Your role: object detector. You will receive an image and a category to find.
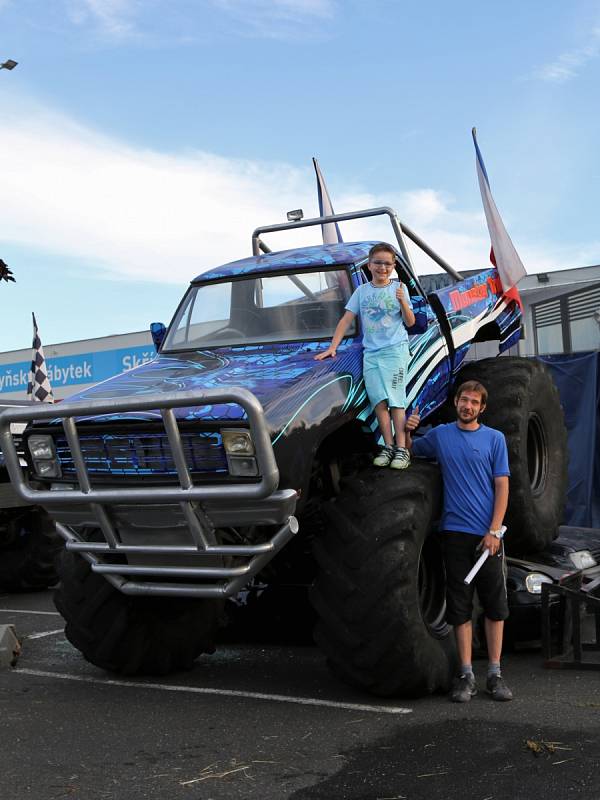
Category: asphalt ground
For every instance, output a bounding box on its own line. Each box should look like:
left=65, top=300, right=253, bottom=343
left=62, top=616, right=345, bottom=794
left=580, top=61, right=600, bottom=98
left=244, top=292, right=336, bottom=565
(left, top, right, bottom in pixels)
left=1, top=590, right=599, bottom=800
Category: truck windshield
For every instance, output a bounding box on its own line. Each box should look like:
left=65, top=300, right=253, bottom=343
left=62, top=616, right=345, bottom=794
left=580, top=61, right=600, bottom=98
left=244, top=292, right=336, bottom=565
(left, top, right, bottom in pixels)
left=162, top=268, right=356, bottom=351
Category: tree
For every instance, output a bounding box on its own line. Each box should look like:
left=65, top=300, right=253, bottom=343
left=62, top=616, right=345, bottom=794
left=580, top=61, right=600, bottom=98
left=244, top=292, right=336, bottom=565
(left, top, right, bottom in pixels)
left=0, top=259, right=15, bottom=283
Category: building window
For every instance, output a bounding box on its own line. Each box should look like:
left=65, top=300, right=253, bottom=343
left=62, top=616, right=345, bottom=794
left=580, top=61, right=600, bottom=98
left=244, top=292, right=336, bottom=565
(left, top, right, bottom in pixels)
left=568, top=286, right=600, bottom=353
left=537, top=323, right=564, bottom=354
left=533, top=283, right=600, bottom=355
left=533, top=298, right=564, bottom=355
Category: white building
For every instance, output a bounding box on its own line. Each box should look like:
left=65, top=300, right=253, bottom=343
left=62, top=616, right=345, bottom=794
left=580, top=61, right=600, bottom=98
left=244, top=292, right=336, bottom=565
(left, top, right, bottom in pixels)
left=518, top=264, right=600, bottom=356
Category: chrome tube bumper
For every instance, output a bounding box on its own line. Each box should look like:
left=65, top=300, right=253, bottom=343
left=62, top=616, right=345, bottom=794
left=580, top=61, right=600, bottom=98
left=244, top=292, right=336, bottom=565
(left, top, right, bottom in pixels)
left=0, top=387, right=298, bottom=598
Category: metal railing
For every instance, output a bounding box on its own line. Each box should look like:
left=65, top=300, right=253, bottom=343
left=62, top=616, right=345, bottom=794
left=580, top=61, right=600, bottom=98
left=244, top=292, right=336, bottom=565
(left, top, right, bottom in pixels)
left=541, top=574, right=600, bottom=670
left=252, top=206, right=464, bottom=283
left=0, top=387, right=298, bottom=598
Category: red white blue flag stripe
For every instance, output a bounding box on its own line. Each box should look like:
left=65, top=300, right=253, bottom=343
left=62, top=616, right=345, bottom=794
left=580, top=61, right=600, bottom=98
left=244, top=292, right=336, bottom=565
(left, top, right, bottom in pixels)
left=472, top=129, right=526, bottom=305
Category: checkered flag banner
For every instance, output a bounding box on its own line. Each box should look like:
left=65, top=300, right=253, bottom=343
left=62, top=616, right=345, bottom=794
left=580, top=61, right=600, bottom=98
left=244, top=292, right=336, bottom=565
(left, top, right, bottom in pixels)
left=27, top=313, right=54, bottom=403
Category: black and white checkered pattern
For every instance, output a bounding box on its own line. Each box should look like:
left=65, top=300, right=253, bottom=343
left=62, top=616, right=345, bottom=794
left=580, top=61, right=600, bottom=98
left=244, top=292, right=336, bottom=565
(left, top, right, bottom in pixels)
left=27, top=313, right=54, bottom=403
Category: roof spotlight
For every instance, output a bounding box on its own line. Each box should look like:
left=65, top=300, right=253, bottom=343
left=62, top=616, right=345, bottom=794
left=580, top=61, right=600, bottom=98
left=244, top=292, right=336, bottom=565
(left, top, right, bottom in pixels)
left=287, top=209, right=304, bottom=222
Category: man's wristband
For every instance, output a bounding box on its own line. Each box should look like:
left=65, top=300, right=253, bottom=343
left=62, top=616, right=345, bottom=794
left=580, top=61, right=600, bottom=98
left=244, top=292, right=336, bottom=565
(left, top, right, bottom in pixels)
left=489, top=528, right=504, bottom=539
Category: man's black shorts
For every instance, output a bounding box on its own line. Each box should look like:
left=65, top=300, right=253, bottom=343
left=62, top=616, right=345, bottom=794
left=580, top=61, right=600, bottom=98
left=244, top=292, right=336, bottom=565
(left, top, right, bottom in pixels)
left=441, top=531, right=509, bottom=625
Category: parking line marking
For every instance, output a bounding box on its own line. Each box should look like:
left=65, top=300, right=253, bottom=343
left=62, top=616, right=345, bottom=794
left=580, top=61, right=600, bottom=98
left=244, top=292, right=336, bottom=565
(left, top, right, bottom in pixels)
left=0, top=609, right=61, bottom=616
left=14, top=668, right=413, bottom=715
left=27, top=629, right=64, bottom=640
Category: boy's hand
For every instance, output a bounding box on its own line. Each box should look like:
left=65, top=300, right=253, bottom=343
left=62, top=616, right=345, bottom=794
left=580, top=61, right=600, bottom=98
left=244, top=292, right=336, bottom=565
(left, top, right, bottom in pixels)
left=396, top=284, right=406, bottom=303
left=315, top=346, right=337, bottom=361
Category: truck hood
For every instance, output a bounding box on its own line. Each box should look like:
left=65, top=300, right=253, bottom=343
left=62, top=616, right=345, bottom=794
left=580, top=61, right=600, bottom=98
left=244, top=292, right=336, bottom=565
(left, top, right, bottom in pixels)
left=60, top=342, right=365, bottom=437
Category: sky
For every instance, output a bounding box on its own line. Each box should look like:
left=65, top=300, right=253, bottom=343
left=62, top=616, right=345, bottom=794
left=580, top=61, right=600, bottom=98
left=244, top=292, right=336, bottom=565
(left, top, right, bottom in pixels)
left=1, top=0, right=599, bottom=352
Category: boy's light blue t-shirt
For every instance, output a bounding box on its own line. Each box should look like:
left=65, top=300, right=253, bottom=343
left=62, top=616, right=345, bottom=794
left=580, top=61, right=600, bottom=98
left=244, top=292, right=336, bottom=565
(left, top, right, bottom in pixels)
left=411, top=422, right=510, bottom=536
left=345, top=280, right=412, bottom=352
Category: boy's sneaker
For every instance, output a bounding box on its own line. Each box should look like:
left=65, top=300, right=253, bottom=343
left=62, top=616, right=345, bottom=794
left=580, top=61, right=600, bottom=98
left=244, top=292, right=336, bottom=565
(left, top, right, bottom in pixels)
left=373, top=445, right=395, bottom=467
left=451, top=673, right=477, bottom=703
left=486, top=674, right=513, bottom=701
left=390, top=447, right=411, bottom=470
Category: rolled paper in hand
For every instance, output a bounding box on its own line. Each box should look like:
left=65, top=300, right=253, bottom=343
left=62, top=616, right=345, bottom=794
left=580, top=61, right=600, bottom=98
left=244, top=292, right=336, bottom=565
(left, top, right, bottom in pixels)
left=464, top=549, right=489, bottom=585
left=463, top=525, right=507, bottom=585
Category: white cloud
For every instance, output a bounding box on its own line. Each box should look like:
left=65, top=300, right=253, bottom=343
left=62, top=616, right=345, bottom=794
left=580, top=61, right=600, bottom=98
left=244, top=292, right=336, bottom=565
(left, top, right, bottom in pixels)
left=63, top=0, right=336, bottom=42
left=66, top=0, right=145, bottom=39
left=0, top=95, right=582, bottom=291
left=213, top=0, right=334, bottom=17
left=534, top=26, right=600, bottom=83
left=207, top=0, right=336, bottom=40
left=0, top=98, right=326, bottom=284
left=332, top=187, right=490, bottom=274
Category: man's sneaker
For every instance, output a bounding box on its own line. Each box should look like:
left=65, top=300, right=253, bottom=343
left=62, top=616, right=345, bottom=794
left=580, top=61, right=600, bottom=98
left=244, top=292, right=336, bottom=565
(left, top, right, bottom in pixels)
left=486, top=674, right=513, bottom=701
left=373, top=445, right=394, bottom=467
left=390, top=447, right=411, bottom=470
left=450, top=673, right=477, bottom=703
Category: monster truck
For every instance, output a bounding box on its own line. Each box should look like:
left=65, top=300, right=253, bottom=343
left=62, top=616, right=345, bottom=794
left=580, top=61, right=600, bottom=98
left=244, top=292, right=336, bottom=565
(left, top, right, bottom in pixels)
left=0, top=206, right=568, bottom=696
left=0, top=400, right=62, bottom=591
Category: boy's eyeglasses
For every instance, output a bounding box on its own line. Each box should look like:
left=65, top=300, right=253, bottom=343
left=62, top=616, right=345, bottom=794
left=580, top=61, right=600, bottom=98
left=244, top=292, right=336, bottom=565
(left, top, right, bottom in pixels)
left=370, top=260, right=395, bottom=267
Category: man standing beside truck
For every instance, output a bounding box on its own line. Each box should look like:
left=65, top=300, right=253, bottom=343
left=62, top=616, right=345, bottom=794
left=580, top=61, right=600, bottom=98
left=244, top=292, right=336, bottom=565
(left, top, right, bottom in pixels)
left=406, top=381, right=513, bottom=702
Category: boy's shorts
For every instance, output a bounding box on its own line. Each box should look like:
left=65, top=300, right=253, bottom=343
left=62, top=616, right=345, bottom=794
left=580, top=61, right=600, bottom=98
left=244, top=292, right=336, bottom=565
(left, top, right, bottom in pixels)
left=441, top=531, right=509, bottom=625
left=363, top=342, right=410, bottom=409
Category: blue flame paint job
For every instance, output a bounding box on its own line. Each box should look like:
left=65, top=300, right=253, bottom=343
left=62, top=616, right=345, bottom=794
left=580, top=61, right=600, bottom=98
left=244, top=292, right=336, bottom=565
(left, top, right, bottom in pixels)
left=193, top=242, right=377, bottom=283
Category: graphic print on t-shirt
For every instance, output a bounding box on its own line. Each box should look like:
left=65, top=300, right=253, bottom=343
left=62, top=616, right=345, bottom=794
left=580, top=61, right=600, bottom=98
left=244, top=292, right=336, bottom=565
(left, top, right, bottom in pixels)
left=361, top=288, right=399, bottom=334
left=345, top=281, right=411, bottom=352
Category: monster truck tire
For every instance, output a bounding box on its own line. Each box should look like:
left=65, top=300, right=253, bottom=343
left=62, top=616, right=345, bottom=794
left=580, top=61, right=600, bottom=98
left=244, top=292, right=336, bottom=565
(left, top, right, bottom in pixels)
left=453, top=357, right=567, bottom=555
left=54, top=547, right=223, bottom=676
left=310, top=462, right=456, bottom=697
left=0, top=507, right=62, bottom=592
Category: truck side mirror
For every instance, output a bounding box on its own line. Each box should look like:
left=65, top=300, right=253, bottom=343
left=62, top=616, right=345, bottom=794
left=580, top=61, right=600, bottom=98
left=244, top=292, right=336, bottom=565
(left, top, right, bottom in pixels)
left=150, top=322, right=166, bottom=350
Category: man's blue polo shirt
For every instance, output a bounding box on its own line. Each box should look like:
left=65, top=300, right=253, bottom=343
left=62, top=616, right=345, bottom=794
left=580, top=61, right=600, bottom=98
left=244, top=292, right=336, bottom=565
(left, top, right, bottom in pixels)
left=411, top=422, right=510, bottom=536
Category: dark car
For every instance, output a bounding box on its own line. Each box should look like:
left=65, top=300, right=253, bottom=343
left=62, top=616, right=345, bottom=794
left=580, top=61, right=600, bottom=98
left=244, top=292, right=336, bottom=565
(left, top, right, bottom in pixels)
left=505, top=525, right=600, bottom=646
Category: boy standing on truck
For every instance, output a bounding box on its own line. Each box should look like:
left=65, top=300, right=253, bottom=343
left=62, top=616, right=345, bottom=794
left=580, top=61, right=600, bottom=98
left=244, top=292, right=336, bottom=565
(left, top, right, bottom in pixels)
left=315, top=243, right=416, bottom=469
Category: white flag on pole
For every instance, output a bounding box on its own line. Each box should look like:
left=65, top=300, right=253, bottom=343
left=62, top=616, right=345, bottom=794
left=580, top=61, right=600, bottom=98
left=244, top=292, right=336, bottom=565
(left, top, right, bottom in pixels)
left=312, top=157, right=343, bottom=245
left=472, top=129, right=526, bottom=303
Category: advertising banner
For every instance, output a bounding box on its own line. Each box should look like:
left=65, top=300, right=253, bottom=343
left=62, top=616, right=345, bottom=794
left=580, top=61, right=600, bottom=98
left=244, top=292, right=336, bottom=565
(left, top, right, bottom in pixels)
left=0, top=344, right=156, bottom=396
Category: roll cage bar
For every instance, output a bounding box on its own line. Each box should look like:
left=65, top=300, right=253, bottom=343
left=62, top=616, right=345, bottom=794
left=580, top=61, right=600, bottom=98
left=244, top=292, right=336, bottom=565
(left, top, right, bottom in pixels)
left=252, top=206, right=464, bottom=294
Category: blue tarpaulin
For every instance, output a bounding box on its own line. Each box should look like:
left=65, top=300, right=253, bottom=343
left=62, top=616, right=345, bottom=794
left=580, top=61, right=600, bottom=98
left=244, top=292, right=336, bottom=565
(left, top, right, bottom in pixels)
left=539, top=352, right=600, bottom=528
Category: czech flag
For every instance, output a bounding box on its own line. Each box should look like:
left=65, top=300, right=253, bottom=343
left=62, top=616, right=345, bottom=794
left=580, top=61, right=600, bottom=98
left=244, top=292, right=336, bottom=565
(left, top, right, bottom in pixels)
left=472, top=129, right=525, bottom=310
left=312, top=157, right=343, bottom=245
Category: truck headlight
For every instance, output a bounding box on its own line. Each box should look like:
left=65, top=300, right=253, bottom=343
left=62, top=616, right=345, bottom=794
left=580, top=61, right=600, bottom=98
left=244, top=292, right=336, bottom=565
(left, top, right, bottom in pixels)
left=525, top=573, right=553, bottom=594
left=221, top=429, right=255, bottom=456
left=569, top=550, right=597, bottom=570
left=27, top=435, right=62, bottom=478
left=28, top=435, right=56, bottom=459
left=221, top=429, right=258, bottom=477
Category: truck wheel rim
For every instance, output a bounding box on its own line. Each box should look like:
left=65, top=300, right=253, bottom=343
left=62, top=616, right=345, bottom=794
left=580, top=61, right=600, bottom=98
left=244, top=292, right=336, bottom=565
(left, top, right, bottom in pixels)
left=527, top=412, right=548, bottom=496
left=418, top=536, right=448, bottom=637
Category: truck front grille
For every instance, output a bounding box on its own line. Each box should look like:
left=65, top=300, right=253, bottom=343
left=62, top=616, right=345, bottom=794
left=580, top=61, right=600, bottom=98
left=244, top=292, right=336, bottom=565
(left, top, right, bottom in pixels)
left=54, top=431, right=228, bottom=477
